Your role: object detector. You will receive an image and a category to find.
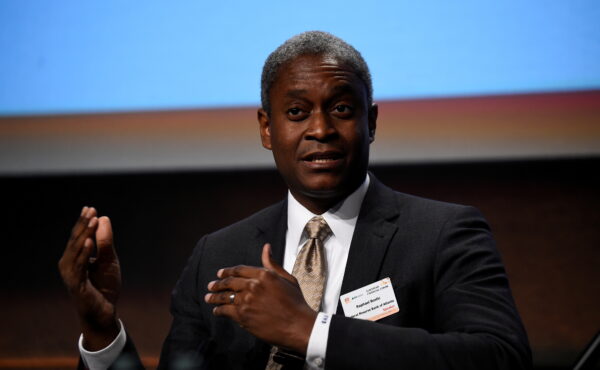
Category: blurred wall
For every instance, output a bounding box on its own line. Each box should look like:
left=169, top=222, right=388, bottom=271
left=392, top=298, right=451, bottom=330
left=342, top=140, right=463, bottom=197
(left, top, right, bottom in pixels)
left=2, top=91, right=599, bottom=174
left=1, top=159, right=598, bottom=369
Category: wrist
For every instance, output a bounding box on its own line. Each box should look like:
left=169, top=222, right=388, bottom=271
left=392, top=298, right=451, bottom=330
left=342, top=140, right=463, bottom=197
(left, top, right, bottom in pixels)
left=288, top=308, right=318, bottom=354
left=80, top=316, right=120, bottom=351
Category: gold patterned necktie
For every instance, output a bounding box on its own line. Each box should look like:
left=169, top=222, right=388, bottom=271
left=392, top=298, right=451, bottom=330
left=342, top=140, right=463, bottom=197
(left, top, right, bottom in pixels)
left=292, top=216, right=331, bottom=310
left=265, top=216, right=332, bottom=370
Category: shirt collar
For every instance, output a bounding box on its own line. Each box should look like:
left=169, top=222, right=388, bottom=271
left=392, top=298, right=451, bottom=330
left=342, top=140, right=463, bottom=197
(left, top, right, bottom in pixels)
left=287, top=174, right=370, bottom=249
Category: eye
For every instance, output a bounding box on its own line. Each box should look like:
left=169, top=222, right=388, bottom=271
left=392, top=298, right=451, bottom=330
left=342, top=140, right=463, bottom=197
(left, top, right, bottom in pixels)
left=332, top=104, right=353, bottom=117
left=288, top=108, right=302, bottom=116
left=286, top=107, right=308, bottom=121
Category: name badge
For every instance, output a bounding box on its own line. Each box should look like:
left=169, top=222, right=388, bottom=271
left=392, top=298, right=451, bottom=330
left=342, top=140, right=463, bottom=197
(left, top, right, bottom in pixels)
left=340, top=277, right=399, bottom=321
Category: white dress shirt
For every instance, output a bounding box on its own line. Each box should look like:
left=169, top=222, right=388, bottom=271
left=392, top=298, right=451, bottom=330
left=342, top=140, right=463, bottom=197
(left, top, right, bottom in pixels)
left=80, top=175, right=370, bottom=370
left=78, top=319, right=126, bottom=370
left=286, top=175, right=369, bottom=369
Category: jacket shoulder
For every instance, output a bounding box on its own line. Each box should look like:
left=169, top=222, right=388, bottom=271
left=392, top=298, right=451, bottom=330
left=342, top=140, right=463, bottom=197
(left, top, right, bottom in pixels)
left=369, top=179, right=484, bottom=225
left=199, top=200, right=285, bottom=248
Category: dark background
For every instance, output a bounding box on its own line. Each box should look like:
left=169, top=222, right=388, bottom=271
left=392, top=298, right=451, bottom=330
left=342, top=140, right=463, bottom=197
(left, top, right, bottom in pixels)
left=1, top=158, right=599, bottom=369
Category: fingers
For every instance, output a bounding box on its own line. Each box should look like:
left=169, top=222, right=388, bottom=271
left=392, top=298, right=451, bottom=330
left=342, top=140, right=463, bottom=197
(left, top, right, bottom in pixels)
left=261, top=243, right=276, bottom=270
left=69, top=206, right=96, bottom=241
left=205, top=276, right=255, bottom=305
left=59, top=206, right=99, bottom=289
left=206, top=292, right=242, bottom=325
left=71, top=207, right=97, bottom=248
left=96, top=216, right=116, bottom=262
left=217, top=243, right=291, bottom=280
left=61, top=207, right=98, bottom=267
left=207, top=276, right=248, bottom=293
left=212, top=303, right=238, bottom=321
left=74, top=232, right=96, bottom=278
left=205, top=290, right=240, bottom=305
left=206, top=243, right=297, bottom=305
left=261, top=243, right=296, bottom=284
left=218, top=265, right=264, bottom=279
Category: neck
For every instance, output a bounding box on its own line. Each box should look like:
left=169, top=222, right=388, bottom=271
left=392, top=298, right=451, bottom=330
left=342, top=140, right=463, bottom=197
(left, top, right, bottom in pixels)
left=291, top=192, right=345, bottom=215
left=290, top=175, right=367, bottom=215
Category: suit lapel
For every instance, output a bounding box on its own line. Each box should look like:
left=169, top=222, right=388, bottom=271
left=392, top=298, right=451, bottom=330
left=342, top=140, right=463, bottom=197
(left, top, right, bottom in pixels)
left=245, top=199, right=288, bottom=268
left=336, top=175, right=400, bottom=314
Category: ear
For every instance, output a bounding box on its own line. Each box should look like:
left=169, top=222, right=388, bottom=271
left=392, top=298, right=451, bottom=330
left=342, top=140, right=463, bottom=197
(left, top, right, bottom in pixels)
left=258, top=108, right=272, bottom=150
left=368, top=103, right=378, bottom=143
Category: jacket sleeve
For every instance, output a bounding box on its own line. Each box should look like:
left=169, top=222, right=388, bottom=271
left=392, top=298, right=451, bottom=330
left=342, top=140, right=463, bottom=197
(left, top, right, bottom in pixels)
left=325, top=206, right=532, bottom=370
left=77, top=333, right=144, bottom=370
left=157, top=236, right=214, bottom=370
left=77, top=238, right=210, bottom=370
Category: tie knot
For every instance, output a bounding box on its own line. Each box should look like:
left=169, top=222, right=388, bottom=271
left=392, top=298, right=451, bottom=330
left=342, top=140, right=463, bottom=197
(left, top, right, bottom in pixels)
left=305, top=216, right=332, bottom=242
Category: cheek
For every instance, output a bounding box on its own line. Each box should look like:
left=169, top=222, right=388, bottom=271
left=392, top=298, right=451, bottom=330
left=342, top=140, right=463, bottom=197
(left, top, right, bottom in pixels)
left=271, top=127, right=301, bottom=155
left=270, top=139, right=298, bottom=173
left=342, top=124, right=370, bottom=149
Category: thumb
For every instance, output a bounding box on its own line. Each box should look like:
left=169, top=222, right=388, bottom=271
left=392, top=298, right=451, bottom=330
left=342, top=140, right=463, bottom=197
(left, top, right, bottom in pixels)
left=261, top=243, right=295, bottom=284
left=96, top=216, right=117, bottom=262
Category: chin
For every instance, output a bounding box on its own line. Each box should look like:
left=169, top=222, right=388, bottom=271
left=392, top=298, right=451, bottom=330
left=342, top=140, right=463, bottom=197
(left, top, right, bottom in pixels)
left=299, top=176, right=354, bottom=199
left=302, top=187, right=344, bottom=200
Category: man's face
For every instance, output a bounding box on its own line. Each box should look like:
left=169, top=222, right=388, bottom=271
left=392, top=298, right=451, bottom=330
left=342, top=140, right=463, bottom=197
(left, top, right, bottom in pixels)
left=258, top=54, right=377, bottom=211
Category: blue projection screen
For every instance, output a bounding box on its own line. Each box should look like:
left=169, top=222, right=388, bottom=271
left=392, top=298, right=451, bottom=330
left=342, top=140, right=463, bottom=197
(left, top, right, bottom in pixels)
left=1, top=0, right=599, bottom=116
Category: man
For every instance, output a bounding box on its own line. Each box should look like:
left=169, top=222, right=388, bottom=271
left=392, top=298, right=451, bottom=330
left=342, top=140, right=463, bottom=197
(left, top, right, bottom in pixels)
left=59, top=31, right=531, bottom=369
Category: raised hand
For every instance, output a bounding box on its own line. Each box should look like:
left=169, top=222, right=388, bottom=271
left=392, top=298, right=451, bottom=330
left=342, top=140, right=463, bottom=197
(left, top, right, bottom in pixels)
left=205, top=243, right=317, bottom=354
left=58, top=206, right=121, bottom=350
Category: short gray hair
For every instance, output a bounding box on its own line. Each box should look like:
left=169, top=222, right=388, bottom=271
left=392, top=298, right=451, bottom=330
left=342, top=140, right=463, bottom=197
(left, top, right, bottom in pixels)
left=260, top=31, right=373, bottom=113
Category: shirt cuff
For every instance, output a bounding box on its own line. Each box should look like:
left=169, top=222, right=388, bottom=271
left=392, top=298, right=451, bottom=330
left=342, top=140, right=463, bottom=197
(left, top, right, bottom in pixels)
left=305, top=312, right=331, bottom=369
left=79, top=319, right=127, bottom=370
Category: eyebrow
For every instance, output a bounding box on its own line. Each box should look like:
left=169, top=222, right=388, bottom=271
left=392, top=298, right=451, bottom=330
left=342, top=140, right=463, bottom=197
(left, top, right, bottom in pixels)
left=284, top=89, right=308, bottom=99
left=330, top=84, right=356, bottom=97
left=284, top=85, right=357, bottom=99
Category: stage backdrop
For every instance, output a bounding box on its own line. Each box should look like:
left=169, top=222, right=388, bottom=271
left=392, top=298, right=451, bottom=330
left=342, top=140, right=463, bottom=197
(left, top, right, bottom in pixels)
left=1, top=1, right=599, bottom=174
left=1, top=2, right=599, bottom=369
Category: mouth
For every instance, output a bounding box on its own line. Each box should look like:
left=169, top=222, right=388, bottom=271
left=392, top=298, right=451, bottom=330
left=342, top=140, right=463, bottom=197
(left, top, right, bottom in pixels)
left=302, top=151, right=343, bottom=162
left=301, top=151, right=344, bottom=168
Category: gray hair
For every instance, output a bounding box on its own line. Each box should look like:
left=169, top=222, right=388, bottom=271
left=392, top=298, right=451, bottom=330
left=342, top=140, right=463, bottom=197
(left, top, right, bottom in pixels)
left=260, top=31, right=373, bottom=113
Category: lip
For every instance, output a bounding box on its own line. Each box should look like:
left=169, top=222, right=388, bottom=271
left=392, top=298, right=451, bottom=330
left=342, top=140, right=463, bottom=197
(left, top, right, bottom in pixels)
left=300, top=150, right=344, bottom=170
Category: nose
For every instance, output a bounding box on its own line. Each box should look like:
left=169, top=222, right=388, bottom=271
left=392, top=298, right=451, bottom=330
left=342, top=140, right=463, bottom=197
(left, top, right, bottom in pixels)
left=305, top=111, right=337, bottom=142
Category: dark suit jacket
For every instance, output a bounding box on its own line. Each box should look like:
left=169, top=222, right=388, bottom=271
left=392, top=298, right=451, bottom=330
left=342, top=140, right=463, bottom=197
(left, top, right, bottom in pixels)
left=110, top=175, right=531, bottom=370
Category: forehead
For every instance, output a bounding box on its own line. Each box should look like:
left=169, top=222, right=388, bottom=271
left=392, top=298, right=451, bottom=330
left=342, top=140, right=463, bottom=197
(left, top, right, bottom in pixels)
left=271, top=54, right=367, bottom=100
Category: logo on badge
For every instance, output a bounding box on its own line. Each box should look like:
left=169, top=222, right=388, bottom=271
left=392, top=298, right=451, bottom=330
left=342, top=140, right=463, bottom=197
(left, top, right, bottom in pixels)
left=344, top=297, right=351, bottom=304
